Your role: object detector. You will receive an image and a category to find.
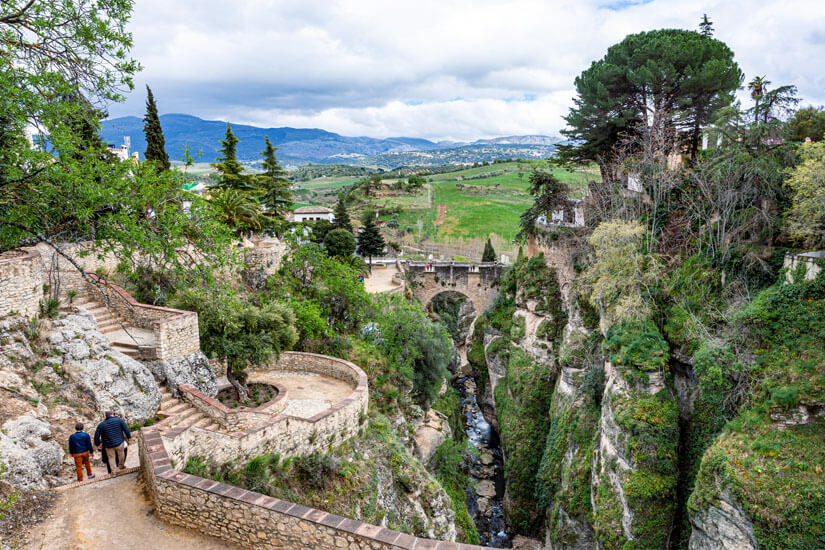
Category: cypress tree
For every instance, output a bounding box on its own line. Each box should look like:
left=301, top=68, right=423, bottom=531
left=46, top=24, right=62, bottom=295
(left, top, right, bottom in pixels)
left=211, top=123, right=248, bottom=190
left=143, top=85, right=170, bottom=170
left=332, top=196, right=353, bottom=233
left=356, top=213, right=386, bottom=270
left=481, top=237, right=497, bottom=262
left=257, top=136, right=292, bottom=216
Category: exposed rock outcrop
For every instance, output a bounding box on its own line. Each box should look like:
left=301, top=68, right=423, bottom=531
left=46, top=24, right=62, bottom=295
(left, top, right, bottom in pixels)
left=47, top=312, right=161, bottom=423
left=412, top=408, right=452, bottom=463
left=0, top=415, right=63, bottom=490
left=146, top=352, right=217, bottom=398
left=688, top=491, right=757, bottom=550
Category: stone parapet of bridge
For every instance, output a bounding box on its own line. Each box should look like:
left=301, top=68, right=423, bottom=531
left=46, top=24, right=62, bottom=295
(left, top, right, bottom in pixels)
left=404, top=261, right=502, bottom=315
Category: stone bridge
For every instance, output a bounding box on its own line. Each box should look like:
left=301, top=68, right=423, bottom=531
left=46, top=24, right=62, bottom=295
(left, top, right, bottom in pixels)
left=404, top=261, right=503, bottom=316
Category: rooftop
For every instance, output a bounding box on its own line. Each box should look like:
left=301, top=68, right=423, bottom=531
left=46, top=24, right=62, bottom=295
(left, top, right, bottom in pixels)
left=293, top=205, right=332, bottom=214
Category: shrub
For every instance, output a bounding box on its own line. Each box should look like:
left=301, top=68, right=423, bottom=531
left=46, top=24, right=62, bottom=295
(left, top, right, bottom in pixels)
left=603, top=319, right=669, bottom=373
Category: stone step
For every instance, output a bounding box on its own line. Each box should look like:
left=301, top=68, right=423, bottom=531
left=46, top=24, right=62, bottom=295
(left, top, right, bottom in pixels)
left=193, top=416, right=213, bottom=428
left=204, top=423, right=220, bottom=431
left=99, top=325, right=122, bottom=335
left=174, top=407, right=200, bottom=423
left=160, top=402, right=190, bottom=415
left=111, top=340, right=139, bottom=350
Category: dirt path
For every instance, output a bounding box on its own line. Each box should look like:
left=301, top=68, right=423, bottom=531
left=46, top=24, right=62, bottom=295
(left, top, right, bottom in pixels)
left=26, top=472, right=239, bottom=550
left=435, top=203, right=447, bottom=225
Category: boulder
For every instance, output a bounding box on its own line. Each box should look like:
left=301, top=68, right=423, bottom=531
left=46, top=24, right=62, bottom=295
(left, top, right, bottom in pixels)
left=413, top=408, right=451, bottom=463
left=476, top=479, right=496, bottom=498
left=689, top=491, right=757, bottom=550
left=48, top=313, right=161, bottom=423
left=0, top=415, right=63, bottom=490
left=146, top=352, right=217, bottom=398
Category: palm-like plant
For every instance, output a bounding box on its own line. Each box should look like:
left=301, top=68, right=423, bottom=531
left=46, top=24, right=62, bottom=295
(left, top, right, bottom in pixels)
left=209, top=189, right=264, bottom=235
left=748, top=76, right=770, bottom=123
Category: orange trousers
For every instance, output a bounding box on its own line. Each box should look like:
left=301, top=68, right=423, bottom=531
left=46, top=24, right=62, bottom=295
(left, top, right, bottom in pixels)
left=72, top=451, right=92, bottom=481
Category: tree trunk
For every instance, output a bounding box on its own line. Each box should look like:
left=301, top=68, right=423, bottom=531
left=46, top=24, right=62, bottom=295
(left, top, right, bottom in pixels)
left=227, top=368, right=249, bottom=403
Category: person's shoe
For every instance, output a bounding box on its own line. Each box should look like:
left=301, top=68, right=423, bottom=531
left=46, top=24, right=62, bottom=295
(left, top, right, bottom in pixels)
left=88, top=474, right=96, bottom=479
left=118, top=466, right=126, bottom=470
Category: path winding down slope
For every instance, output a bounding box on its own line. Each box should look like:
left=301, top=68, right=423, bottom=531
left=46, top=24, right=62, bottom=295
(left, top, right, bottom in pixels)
left=26, top=470, right=240, bottom=550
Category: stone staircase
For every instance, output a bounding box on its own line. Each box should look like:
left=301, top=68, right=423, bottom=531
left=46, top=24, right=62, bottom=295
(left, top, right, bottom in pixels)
left=155, top=385, right=221, bottom=434
left=66, top=297, right=152, bottom=360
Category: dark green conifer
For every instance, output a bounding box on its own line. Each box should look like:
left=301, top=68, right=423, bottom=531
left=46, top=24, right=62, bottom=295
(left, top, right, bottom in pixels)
left=699, top=14, right=714, bottom=37
left=211, top=123, right=248, bottom=190
left=482, top=237, right=497, bottom=262
left=143, top=85, right=170, bottom=170
left=357, top=213, right=386, bottom=270
left=257, top=136, right=292, bottom=216
left=332, top=196, right=353, bottom=233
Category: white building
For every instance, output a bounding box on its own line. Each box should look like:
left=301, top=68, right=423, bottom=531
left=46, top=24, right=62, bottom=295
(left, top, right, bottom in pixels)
left=291, top=206, right=335, bottom=223
left=107, top=136, right=138, bottom=162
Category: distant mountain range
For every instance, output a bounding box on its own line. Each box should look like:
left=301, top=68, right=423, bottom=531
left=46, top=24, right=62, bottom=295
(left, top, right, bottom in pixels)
left=100, top=113, right=561, bottom=168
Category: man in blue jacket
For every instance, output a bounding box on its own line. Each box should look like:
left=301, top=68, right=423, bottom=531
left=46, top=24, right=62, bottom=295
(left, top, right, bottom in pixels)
left=68, top=423, right=95, bottom=481
left=94, top=411, right=131, bottom=470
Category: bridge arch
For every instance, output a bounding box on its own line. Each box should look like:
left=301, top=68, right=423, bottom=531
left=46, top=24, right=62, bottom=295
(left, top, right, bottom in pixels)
left=404, top=261, right=503, bottom=319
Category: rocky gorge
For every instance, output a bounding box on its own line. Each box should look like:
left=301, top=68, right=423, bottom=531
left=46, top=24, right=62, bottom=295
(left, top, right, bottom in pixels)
left=457, top=229, right=825, bottom=549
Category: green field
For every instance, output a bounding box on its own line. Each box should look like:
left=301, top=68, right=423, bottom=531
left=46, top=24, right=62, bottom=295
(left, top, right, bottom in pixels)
left=365, top=161, right=596, bottom=244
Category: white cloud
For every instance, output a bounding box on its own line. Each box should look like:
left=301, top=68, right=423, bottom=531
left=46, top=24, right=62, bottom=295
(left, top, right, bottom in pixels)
left=107, top=0, right=825, bottom=140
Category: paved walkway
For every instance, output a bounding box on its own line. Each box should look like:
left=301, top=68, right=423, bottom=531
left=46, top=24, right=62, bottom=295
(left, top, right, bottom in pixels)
left=248, top=370, right=354, bottom=419
left=26, top=472, right=239, bottom=550
left=364, top=264, right=402, bottom=294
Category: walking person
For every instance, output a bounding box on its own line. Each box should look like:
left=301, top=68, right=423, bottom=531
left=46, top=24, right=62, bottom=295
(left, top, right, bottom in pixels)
left=68, top=422, right=95, bottom=482
left=94, top=411, right=131, bottom=470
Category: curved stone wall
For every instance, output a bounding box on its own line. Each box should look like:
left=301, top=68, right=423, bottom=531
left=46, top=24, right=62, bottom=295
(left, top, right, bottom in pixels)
left=160, top=352, right=369, bottom=467
left=138, top=354, right=485, bottom=549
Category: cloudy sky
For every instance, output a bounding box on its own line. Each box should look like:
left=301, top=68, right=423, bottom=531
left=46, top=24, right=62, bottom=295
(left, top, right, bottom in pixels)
left=107, top=0, right=825, bottom=141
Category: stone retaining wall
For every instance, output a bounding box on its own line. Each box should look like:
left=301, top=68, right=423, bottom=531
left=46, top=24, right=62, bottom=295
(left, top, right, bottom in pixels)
left=138, top=352, right=485, bottom=549
left=56, top=270, right=200, bottom=361
left=161, top=352, right=368, bottom=467
left=784, top=251, right=824, bottom=282
left=139, top=430, right=483, bottom=549
left=0, top=249, right=43, bottom=319
left=179, top=382, right=287, bottom=431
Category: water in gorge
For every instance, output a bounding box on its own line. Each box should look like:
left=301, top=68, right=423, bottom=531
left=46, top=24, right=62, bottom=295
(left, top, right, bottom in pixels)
left=455, top=375, right=511, bottom=547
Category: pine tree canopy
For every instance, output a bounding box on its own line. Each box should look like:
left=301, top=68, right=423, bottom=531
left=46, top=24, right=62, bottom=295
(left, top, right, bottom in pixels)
left=256, top=136, right=293, bottom=215
left=559, top=29, right=742, bottom=173
left=143, top=85, right=170, bottom=170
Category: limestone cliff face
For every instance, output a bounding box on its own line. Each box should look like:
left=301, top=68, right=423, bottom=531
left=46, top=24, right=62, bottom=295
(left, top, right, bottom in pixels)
left=688, top=490, right=757, bottom=550
left=590, top=362, right=679, bottom=549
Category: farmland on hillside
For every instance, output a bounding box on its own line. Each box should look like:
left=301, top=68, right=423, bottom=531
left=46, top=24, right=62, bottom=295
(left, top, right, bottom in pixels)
left=292, top=160, right=597, bottom=258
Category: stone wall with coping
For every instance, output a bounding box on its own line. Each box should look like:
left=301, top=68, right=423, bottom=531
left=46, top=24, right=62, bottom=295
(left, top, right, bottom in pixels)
left=0, top=249, right=43, bottom=319
left=179, top=382, right=287, bottom=431
left=405, top=261, right=502, bottom=316
left=58, top=271, right=200, bottom=361
left=138, top=355, right=485, bottom=550
left=160, top=352, right=369, bottom=467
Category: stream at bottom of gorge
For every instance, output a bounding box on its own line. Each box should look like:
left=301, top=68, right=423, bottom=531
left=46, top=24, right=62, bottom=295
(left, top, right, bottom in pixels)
left=455, top=375, right=511, bottom=547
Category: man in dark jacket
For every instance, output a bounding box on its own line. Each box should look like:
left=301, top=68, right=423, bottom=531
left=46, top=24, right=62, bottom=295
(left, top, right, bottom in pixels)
left=68, top=422, right=95, bottom=481
left=93, top=411, right=131, bottom=470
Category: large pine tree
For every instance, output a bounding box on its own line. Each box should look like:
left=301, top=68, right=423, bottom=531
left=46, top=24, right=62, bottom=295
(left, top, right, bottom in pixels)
left=143, top=85, right=170, bottom=170
left=332, top=196, right=353, bottom=233
left=211, top=123, right=249, bottom=190
left=357, top=213, right=386, bottom=270
left=257, top=136, right=292, bottom=216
